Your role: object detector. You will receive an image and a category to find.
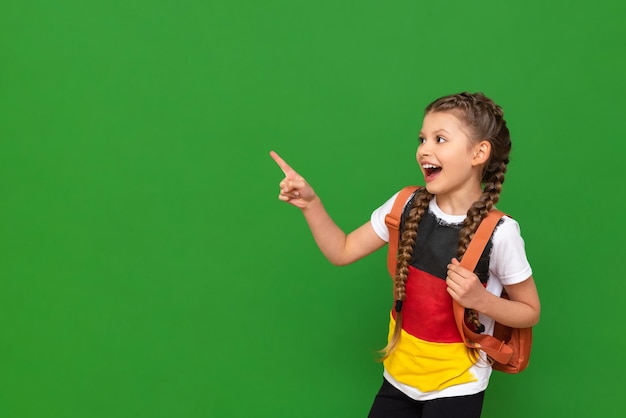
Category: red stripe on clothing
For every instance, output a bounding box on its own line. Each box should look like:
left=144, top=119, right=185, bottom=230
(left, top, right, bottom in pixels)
left=393, top=266, right=462, bottom=343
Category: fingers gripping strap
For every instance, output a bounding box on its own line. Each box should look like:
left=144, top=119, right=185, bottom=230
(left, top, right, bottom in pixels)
left=385, top=186, right=420, bottom=278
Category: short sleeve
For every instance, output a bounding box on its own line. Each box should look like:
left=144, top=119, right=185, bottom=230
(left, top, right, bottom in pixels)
left=370, top=191, right=410, bottom=242
left=490, top=217, right=533, bottom=285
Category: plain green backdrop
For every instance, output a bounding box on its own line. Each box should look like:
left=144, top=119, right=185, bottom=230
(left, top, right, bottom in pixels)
left=1, top=1, right=624, bottom=417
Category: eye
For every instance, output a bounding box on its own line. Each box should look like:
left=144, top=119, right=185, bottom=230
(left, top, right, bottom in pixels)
left=437, top=136, right=446, bottom=143
left=418, top=136, right=426, bottom=144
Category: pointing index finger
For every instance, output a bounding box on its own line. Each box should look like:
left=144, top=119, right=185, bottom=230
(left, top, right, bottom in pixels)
left=269, top=150, right=296, bottom=175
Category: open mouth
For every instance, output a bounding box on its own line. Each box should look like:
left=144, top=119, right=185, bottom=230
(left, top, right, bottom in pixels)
left=423, top=164, right=442, bottom=177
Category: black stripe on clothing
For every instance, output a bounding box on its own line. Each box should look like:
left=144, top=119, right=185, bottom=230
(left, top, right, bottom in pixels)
left=400, top=191, right=497, bottom=284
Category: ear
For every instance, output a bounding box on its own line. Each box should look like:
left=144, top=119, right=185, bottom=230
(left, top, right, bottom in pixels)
left=471, top=140, right=491, bottom=166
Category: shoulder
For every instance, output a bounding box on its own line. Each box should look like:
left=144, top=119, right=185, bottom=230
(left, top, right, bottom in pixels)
left=492, top=215, right=524, bottom=244
left=490, top=214, right=533, bottom=285
left=370, top=188, right=420, bottom=242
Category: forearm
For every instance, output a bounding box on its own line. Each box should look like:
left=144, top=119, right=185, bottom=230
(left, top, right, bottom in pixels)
left=477, top=294, right=538, bottom=328
left=300, top=197, right=385, bottom=266
left=477, top=280, right=541, bottom=328
left=269, top=151, right=385, bottom=266
left=300, top=197, right=352, bottom=265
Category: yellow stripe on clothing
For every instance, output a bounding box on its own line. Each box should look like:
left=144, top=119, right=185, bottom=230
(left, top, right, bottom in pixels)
left=383, top=314, right=478, bottom=392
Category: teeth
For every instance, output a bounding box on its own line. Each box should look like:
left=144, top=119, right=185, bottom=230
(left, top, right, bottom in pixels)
left=423, top=164, right=439, bottom=169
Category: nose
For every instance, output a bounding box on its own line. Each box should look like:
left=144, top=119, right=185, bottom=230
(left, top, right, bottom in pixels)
left=417, top=141, right=431, bottom=159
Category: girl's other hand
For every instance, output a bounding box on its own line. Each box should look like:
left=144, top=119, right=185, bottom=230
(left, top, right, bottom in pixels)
left=270, top=151, right=318, bottom=209
left=446, top=258, right=487, bottom=309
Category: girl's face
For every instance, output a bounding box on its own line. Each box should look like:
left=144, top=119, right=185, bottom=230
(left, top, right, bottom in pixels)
left=417, top=111, right=487, bottom=207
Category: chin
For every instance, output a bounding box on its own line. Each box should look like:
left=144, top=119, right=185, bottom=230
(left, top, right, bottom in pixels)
left=424, top=183, right=439, bottom=195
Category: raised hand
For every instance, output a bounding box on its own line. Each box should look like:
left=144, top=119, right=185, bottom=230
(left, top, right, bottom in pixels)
left=269, top=151, right=318, bottom=209
left=446, top=258, right=488, bottom=309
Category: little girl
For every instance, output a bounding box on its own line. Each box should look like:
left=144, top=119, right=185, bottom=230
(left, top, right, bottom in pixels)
left=270, top=92, right=540, bottom=418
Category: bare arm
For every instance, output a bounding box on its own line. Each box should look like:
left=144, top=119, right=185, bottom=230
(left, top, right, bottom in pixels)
left=270, top=151, right=386, bottom=265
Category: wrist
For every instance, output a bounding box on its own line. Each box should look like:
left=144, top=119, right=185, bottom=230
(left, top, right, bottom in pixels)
left=301, top=195, right=322, bottom=212
left=476, top=289, right=498, bottom=316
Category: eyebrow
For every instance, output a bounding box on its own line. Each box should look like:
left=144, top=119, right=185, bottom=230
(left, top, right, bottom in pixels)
left=419, top=128, right=450, bottom=136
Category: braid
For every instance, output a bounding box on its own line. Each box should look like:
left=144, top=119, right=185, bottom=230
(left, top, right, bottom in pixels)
left=380, top=189, right=434, bottom=360
left=457, top=162, right=507, bottom=332
left=457, top=164, right=505, bottom=258
left=433, top=93, right=511, bottom=334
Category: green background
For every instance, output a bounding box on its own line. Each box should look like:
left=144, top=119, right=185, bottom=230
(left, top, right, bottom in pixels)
left=1, top=1, right=624, bottom=417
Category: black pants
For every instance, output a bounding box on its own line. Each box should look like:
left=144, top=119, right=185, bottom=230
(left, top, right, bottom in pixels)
left=368, top=378, right=485, bottom=418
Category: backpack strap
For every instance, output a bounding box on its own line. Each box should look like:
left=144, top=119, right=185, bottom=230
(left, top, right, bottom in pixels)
left=453, top=209, right=515, bottom=364
left=385, top=186, right=420, bottom=278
